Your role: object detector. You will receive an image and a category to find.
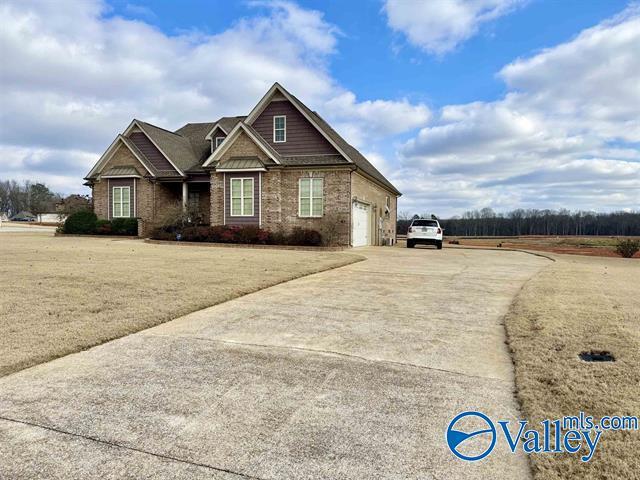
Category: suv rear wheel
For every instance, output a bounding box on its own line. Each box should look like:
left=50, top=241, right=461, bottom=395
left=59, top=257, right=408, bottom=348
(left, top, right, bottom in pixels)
left=436, top=240, right=442, bottom=250
left=407, top=240, right=415, bottom=248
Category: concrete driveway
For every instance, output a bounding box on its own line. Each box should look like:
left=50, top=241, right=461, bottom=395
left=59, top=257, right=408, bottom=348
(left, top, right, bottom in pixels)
left=0, top=247, right=549, bottom=479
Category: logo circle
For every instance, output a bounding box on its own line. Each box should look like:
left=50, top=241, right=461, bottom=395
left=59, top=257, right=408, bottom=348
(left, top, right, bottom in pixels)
left=446, top=411, right=496, bottom=461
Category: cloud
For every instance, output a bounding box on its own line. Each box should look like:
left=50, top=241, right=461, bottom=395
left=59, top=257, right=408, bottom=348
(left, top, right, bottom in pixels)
left=397, top=5, right=640, bottom=214
left=384, top=0, right=526, bottom=55
left=0, top=0, right=427, bottom=193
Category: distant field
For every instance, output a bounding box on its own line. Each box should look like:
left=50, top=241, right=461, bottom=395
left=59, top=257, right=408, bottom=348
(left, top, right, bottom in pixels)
left=445, top=235, right=640, bottom=258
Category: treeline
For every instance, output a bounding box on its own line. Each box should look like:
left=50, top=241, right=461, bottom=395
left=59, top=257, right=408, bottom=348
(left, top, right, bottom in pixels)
left=398, top=208, right=640, bottom=236
left=0, top=179, right=90, bottom=217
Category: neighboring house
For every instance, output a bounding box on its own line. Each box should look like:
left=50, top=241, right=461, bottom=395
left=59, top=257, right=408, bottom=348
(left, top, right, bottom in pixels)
left=85, top=83, right=400, bottom=246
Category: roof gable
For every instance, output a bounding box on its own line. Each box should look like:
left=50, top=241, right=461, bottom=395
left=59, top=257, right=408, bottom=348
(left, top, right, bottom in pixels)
left=124, top=120, right=192, bottom=176
left=85, top=135, right=156, bottom=180
left=244, top=83, right=352, bottom=163
left=252, top=99, right=338, bottom=156
left=202, top=123, right=281, bottom=167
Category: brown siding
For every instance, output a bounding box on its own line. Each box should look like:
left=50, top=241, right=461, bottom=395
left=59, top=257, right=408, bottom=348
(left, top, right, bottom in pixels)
left=252, top=100, right=338, bottom=155
left=224, top=172, right=260, bottom=226
left=128, top=131, right=176, bottom=171
left=210, top=126, right=226, bottom=152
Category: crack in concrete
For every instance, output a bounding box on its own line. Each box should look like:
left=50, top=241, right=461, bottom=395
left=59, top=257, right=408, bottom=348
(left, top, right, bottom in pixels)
left=0, top=416, right=266, bottom=480
left=143, top=333, right=509, bottom=383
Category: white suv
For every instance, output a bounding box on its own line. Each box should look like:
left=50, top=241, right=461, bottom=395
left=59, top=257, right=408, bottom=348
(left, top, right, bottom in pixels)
left=406, top=218, right=443, bottom=249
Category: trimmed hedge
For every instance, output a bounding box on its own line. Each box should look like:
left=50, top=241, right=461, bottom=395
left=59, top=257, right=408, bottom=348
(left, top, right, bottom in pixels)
left=151, top=225, right=322, bottom=247
left=61, top=211, right=137, bottom=236
left=62, top=211, right=97, bottom=234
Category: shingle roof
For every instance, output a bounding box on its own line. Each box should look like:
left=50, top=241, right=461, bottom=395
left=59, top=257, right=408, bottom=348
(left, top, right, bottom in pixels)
left=218, top=116, right=246, bottom=133
left=281, top=154, right=349, bottom=166
left=175, top=117, right=246, bottom=165
left=137, top=121, right=197, bottom=174
left=174, top=122, right=215, bottom=164
left=118, top=135, right=160, bottom=177
left=101, top=166, right=141, bottom=177
left=90, top=86, right=399, bottom=196
left=217, top=156, right=265, bottom=170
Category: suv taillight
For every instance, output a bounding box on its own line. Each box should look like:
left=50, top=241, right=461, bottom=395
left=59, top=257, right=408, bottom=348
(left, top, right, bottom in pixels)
left=437, top=228, right=442, bottom=234
left=408, top=227, right=412, bottom=233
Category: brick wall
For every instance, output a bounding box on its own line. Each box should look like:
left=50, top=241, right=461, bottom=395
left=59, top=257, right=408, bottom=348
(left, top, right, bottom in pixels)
left=351, top=172, right=397, bottom=245
left=219, top=130, right=272, bottom=164
left=263, top=168, right=352, bottom=245
left=210, top=172, right=224, bottom=225
left=91, top=143, right=182, bottom=236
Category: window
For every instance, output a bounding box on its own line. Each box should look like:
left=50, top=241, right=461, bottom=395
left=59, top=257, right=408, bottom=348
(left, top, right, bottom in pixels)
left=188, top=191, right=200, bottom=211
left=273, top=115, right=286, bottom=143
left=299, top=177, right=323, bottom=217
left=230, top=178, right=254, bottom=216
left=215, top=137, right=225, bottom=148
left=385, top=196, right=390, bottom=217
left=112, top=186, right=131, bottom=218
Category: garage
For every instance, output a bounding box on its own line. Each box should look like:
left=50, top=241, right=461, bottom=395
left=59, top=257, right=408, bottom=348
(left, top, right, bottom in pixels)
left=352, top=201, right=370, bottom=247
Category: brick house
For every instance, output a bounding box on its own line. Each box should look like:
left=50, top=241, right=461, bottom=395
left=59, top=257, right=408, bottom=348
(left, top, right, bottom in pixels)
left=85, top=83, right=400, bottom=246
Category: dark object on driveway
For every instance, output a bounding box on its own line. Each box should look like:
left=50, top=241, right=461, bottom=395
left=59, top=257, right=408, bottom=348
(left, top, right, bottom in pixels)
left=579, top=350, right=615, bottom=362
left=10, top=211, right=36, bottom=222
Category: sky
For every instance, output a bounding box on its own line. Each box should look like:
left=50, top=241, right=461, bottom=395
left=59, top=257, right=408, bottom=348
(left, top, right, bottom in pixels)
left=1, top=0, right=638, bottom=217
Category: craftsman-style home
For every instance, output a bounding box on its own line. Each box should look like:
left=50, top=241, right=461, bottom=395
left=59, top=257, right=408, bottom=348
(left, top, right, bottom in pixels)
left=85, top=83, right=399, bottom=246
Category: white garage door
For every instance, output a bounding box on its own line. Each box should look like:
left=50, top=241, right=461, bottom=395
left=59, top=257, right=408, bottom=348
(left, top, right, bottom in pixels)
left=352, top=201, right=370, bottom=247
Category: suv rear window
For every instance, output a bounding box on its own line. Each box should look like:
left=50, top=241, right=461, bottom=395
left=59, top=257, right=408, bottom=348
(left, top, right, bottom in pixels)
left=412, top=220, right=438, bottom=227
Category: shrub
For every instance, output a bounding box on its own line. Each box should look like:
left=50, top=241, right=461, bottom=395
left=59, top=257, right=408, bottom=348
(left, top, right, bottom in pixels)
left=110, top=218, right=138, bottom=235
left=150, top=225, right=322, bottom=246
left=151, top=228, right=178, bottom=241
left=287, top=227, right=322, bottom=246
left=63, top=210, right=97, bottom=234
left=95, top=219, right=112, bottom=235
left=615, top=239, right=640, bottom=258
left=236, top=225, right=271, bottom=244
left=181, top=226, right=213, bottom=242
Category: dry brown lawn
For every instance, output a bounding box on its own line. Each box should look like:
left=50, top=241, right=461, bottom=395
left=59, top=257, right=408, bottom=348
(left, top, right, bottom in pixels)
left=447, top=235, right=640, bottom=258
left=0, top=232, right=361, bottom=377
left=504, top=254, right=640, bottom=479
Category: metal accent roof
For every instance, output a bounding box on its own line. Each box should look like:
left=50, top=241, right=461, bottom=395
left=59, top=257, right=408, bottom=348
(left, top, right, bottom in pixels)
left=101, top=166, right=141, bottom=177
left=216, top=156, right=265, bottom=170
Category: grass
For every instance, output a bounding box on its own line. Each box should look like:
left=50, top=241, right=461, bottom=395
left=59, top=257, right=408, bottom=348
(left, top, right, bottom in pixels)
left=0, top=232, right=362, bottom=377
left=504, top=254, right=640, bottom=479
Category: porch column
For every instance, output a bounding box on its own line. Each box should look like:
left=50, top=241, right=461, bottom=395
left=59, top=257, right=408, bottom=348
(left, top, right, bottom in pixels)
left=182, top=181, right=188, bottom=213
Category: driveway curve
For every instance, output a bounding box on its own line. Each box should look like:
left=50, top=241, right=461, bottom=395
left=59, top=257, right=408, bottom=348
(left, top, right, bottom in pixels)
left=0, top=247, right=549, bottom=480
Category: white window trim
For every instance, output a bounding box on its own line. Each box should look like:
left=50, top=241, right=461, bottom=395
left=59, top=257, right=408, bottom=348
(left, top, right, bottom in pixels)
left=229, top=177, right=254, bottom=217
left=112, top=186, right=131, bottom=218
left=273, top=115, right=286, bottom=143
left=215, top=136, right=225, bottom=148
left=298, top=177, right=323, bottom=218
